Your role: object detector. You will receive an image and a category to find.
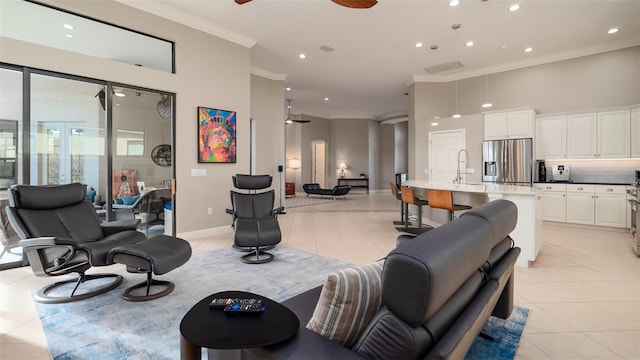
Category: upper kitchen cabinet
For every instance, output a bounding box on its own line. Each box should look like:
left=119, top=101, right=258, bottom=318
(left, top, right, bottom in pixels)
left=632, top=107, right=640, bottom=158
left=484, top=108, right=536, bottom=140
left=567, top=109, right=630, bottom=158
left=536, top=116, right=567, bottom=159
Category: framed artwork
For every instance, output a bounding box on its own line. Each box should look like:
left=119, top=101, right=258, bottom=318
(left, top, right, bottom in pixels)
left=112, top=169, right=138, bottom=199
left=197, top=106, right=236, bottom=163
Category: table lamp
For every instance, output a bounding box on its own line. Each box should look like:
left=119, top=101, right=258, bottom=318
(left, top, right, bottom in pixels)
left=338, top=163, right=347, bottom=178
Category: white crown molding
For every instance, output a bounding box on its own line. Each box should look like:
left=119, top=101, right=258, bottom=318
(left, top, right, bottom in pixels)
left=408, top=40, right=640, bottom=86
left=380, top=116, right=408, bottom=124
left=251, top=67, right=287, bottom=81
left=115, top=0, right=257, bottom=48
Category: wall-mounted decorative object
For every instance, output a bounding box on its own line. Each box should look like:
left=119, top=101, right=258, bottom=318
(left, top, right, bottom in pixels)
left=151, top=144, right=171, bottom=167
left=157, top=95, right=172, bottom=119
left=197, top=106, right=237, bottom=163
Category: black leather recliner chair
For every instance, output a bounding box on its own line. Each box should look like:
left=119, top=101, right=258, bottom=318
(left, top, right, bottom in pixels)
left=227, top=174, right=284, bottom=264
left=5, top=183, right=146, bottom=303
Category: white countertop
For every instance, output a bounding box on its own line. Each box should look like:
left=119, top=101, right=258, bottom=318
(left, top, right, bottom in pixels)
left=402, top=180, right=540, bottom=196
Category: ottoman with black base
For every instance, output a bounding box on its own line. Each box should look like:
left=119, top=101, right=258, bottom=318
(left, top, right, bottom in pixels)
left=109, top=235, right=192, bottom=301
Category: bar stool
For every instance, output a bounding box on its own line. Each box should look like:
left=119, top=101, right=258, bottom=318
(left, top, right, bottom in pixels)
left=396, top=187, right=431, bottom=235
left=389, top=183, right=406, bottom=226
left=426, top=189, right=473, bottom=222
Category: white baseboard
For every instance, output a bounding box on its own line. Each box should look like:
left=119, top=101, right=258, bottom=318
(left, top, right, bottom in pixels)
left=177, top=225, right=232, bottom=240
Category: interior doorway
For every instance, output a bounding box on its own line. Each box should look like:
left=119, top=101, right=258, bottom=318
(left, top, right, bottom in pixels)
left=312, top=140, right=326, bottom=188
left=428, top=129, right=466, bottom=183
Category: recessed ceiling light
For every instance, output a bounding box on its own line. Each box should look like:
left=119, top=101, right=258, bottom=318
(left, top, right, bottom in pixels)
left=608, top=27, right=619, bottom=34
left=65, top=34, right=73, bottom=38
left=416, top=42, right=424, bottom=48
left=298, top=53, right=306, bottom=59
left=524, top=47, right=533, bottom=53
left=466, top=41, right=475, bottom=47
left=449, top=0, right=460, bottom=7
left=508, top=4, right=520, bottom=12
left=63, top=24, right=74, bottom=30
left=452, top=114, right=461, bottom=118
left=324, top=97, right=329, bottom=101
left=431, top=122, right=439, bottom=126
left=114, top=92, right=126, bottom=97
left=285, top=87, right=291, bottom=91
left=482, top=102, right=493, bottom=108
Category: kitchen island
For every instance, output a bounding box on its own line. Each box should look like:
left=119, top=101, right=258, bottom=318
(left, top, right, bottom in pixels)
left=403, top=180, right=542, bottom=268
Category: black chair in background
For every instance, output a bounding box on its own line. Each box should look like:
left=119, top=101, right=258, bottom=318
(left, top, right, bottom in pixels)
left=227, top=175, right=284, bottom=263
left=5, top=183, right=146, bottom=303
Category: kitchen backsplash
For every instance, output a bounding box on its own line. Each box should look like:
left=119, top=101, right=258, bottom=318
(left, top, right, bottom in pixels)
left=545, top=159, right=640, bottom=184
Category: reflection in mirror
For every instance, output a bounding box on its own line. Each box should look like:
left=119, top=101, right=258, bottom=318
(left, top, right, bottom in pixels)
left=1, top=0, right=174, bottom=73
left=116, top=129, right=144, bottom=156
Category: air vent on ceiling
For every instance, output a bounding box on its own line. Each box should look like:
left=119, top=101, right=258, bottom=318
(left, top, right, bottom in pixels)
left=424, top=61, right=464, bottom=74
left=319, top=45, right=335, bottom=53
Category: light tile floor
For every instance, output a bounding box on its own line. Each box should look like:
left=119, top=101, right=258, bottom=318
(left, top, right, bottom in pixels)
left=0, top=192, right=638, bottom=359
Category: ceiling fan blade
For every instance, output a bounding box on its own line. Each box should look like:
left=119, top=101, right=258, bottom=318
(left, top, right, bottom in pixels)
left=235, top=0, right=252, bottom=4
left=331, top=0, right=377, bottom=9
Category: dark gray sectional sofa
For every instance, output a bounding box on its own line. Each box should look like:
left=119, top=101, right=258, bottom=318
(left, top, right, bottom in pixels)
left=242, top=199, right=521, bottom=360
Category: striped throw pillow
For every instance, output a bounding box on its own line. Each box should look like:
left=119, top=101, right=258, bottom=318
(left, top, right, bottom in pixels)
left=306, top=260, right=384, bottom=348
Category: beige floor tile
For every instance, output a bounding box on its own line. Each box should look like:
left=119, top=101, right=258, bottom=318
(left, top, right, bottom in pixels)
left=526, top=332, right=623, bottom=359
left=514, top=336, right=552, bottom=359
left=584, top=331, right=640, bottom=359
left=539, top=301, right=640, bottom=332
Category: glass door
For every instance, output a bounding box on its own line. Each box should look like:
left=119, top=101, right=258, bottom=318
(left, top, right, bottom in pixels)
left=0, top=68, right=23, bottom=268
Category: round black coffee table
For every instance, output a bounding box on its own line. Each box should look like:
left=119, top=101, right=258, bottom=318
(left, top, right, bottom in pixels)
left=180, top=290, right=299, bottom=360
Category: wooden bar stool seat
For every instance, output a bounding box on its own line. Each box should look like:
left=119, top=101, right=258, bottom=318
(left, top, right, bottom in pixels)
left=396, top=187, right=432, bottom=235
left=426, top=189, right=473, bottom=222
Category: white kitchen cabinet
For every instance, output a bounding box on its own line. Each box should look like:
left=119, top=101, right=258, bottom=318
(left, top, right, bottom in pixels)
left=566, top=110, right=630, bottom=159
left=566, top=184, right=595, bottom=225
left=594, top=185, right=627, bottom=228
left=566, top=113, right=597, bottom=158
left=537, top=183, right=566, bottom=222
left=484, top=113, right=508, bottom=140
left=631, top=107, right=640, bottom=158
left=484, top=108, right=535, bottom=140
left=536, top=116, right=567, bottom=159
left=597, top=110, right=630, bottom=158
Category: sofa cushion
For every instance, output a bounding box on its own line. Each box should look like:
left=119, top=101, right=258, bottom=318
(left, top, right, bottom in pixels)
left=306, top=260, right=384, bottom=348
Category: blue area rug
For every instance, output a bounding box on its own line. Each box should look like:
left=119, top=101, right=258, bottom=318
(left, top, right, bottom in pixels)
left=465, top=306, right=529, bottom=360
left=33, top=246, right=528, bottom=359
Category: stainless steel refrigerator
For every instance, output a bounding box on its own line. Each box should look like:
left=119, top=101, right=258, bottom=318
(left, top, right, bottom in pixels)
left=482, top=138, right=533, bottom=184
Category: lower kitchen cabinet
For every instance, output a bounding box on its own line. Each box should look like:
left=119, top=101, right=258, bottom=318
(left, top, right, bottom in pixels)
left=541, top=183, right=628, bottom=229
left=538, top=183, right=566, bottom=222
left=565, top=184, right=627, bottom=228
left=566, top=185, right=595, bottom=225
left=594, top=185, right=628, bottom=228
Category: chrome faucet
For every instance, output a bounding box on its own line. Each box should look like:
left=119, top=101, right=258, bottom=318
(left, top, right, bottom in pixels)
left=454, top=149, right=470, bottom=184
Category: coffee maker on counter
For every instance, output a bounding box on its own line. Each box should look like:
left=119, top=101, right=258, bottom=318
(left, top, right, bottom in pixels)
left=537, top=160, right=546, bottom=182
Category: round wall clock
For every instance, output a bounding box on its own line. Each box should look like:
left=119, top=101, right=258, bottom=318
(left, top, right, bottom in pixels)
left=151, top=144, right=171, bottom=167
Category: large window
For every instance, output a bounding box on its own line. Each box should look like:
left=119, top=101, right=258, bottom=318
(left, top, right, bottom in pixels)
left=30, top=74, right=104, bottom=187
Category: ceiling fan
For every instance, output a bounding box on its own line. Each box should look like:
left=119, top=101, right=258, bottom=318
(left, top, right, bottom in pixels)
left=235, top=0, right=377, bottom=9
left=285, top=98, right=311, bottom=124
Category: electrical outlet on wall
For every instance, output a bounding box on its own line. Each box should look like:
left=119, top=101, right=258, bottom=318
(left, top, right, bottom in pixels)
left=207, top=207, right=213, bottom=215
left=467, top=168, right=475, bottom=174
